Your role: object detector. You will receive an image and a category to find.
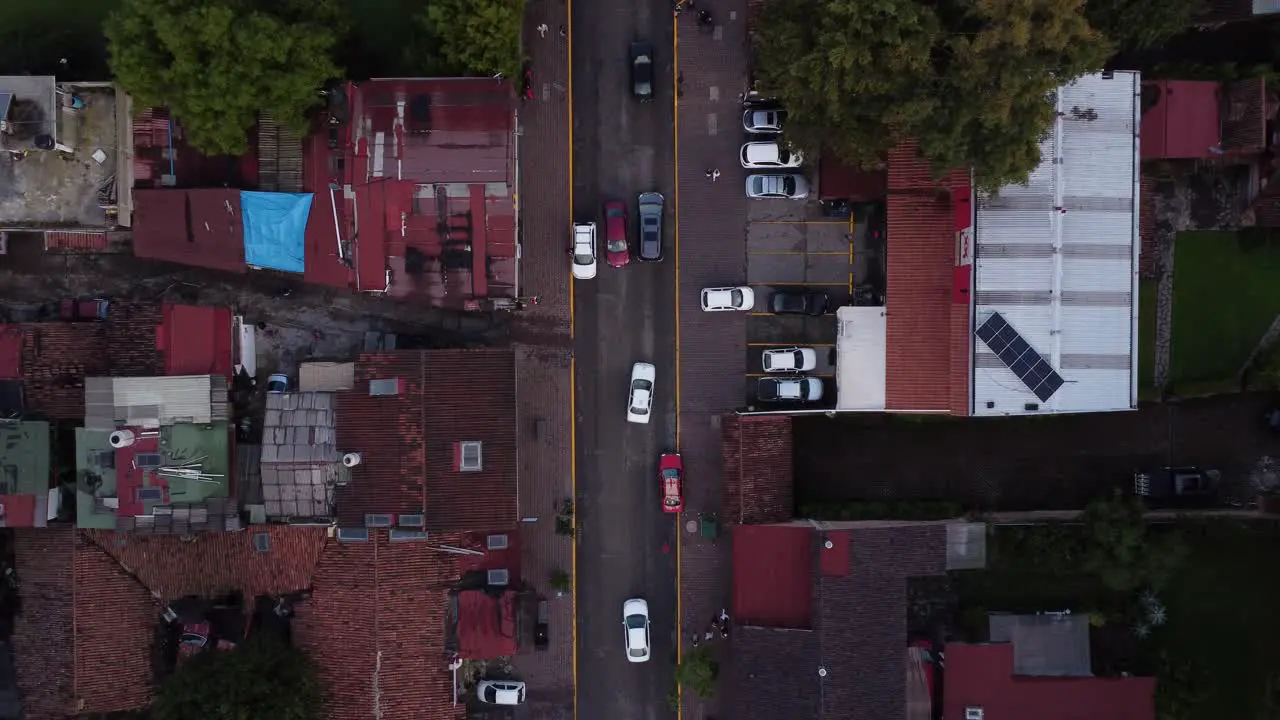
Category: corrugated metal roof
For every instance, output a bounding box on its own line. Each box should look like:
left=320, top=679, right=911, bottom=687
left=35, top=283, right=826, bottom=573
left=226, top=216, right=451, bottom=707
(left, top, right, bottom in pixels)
left=972, top=72, right=1140, bottom=416
left=43, top=231, right=109, bottom=252
left=1140, top=80, right=1221, bottom=160
left=836, top=306, right=887, bottom=410
left=299, top=362, right=356, bottom=391
left=84, top=375, right=228, bottom=430
left=159, top=304, right=234, bottom=377
left=131, top=189, right=247, bottom=274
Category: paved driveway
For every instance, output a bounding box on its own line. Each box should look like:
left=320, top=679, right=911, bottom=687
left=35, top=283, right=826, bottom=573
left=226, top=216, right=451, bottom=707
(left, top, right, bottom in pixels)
left=794, top=393, right=1280, bottom=510
left=570, top=0, right=679, bottom=718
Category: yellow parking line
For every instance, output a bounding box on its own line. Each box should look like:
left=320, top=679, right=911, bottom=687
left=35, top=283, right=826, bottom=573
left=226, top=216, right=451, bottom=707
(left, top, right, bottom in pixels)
left=672, top=11, right=683, bottom=720
left=747, top=342, right=835, bottom=347
left=566, top=3, right=578, bottom=719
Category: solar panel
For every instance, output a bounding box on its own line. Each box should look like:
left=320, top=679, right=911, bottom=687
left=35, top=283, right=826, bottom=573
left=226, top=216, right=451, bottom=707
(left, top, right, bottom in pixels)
left=975, top=312, right=1065, bottom=402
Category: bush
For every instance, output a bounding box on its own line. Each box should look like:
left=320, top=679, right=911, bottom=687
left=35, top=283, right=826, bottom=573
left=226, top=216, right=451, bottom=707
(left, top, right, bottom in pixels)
left=674, top=647, right=719, bottom=699
left=549, top=568, right=572, bottom=593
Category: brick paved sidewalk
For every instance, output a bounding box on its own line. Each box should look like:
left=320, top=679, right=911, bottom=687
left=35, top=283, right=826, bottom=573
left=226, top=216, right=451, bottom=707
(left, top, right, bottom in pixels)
left=510, top=0, right=575, bottom=716
left=674, top=0, right=751, bottom=716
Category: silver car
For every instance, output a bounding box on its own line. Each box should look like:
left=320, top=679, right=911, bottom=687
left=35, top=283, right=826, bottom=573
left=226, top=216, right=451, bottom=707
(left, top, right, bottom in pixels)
left=746, top=174, right=809, bottom=199
left=637, top=192, right=664, bottom=261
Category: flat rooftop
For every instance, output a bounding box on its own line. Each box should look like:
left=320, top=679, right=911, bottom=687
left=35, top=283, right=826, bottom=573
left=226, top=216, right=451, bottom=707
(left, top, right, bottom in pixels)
left=0, top=78, right=119, bottom=227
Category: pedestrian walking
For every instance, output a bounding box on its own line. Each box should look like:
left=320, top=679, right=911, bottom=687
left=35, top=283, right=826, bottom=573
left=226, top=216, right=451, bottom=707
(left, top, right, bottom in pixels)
left=705, top=168, right=714, bottom=179
left=711, top=169, right=721, bottom=182
left=537, top=23, right=549, bottom=38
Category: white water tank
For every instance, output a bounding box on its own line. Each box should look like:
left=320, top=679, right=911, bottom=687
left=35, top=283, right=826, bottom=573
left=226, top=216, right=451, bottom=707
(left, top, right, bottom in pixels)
left=342, top=452, right=362, bottom=468
left=109, top=430, right=136, bottom=448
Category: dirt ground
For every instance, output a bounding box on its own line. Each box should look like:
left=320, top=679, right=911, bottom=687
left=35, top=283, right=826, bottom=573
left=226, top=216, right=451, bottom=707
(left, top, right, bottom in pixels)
left=0, top=235, right=510, bottom=375
left=794, top=393, right=1280, bottom=511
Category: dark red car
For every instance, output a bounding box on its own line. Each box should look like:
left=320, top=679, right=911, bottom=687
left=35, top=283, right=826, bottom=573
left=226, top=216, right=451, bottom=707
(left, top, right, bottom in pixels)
left=660, top=453, right=683, bottom=513
left=604, top=200, right=630, bottom=268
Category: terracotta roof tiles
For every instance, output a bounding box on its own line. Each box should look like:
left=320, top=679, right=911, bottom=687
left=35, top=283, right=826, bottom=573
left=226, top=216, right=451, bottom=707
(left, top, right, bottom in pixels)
left=11, top=528, right=75, bottom=720
left=722, top=414, right=793, bottom=524
left=20, top=323, right=109, bottom=420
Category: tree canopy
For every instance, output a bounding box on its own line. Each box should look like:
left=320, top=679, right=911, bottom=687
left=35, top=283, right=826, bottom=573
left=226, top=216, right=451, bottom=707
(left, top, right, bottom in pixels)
left=152, top=635, right=322, bottom=720
left=416, top=0, right=525, bottom=81
left=1085, top=0, right=1204, bottom=53
left=753, top=0, right=1114, bottom=189
left=106, top=0, right=343, bottom=157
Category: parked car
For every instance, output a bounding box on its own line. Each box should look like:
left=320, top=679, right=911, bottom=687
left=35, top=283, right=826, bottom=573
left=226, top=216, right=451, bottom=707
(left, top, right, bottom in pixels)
left=1133, top=467, right=1220, bottom=507
left=627, top=362, right=656, bottom=424
left=572, top=222, right=598, bottom=279
left=762, top=347, right=818, bottom=372
left=700, top=286, right=755, bottom=312
left=60, top=298, right=109, bottom=322
left=604, top=200, right=630, bottom=268
left=631, top=43, right=654, bottom=101
left=770, top=290, right=829, bottom=316
left=622, top=598, right=651, bottom=663
left=746, top=173, right=809, bottom=199
left=178, top=621, right=211, bottom=658
left=265, top=374, right=289, bottom=394
left=740, top=141, right=803, bottom=169
left=476, top=680, right=527, bottom=705
left=757, top=377, right=824, bottom=403
left=742, top=108, right=786, bottom=134
left=637, top=192, right=664, bottom=261
left=660, top=453, right=683, bottom=513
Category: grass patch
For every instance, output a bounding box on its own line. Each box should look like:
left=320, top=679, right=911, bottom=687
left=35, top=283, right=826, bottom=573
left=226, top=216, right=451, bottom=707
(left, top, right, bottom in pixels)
left=1139, top=278, right=1158, bottom=397
left=1169, top=230, right=1280, bottom=390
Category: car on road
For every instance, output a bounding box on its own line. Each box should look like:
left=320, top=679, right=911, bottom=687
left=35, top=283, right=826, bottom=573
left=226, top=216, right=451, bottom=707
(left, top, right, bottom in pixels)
left=60, top=298, right=109, bottom=322
left=770, top=290, right=829, bottom=316
left=762, top=347, right=818, bottom=372
left=631, top=43, right=654, bottom=101
left=757, top=377, right=824, bottom=403
left=1133, top=466, right=1220, bottom=507
left=637, top=192, right=664, bottom=261
left=622, top=598, right=651, bottom=663
left=571, top=222, right=598, bottom=279
left=660, top=453, right=683, bottom=513
left=627, top=362, right=656, bottom=424
left=700, top=286, right=756, bottom=311
left=740, top=141, right=803, bottom=169
left=746, top=173, right=809, bottom=199
left=604, top=200, right=629, bottom=268
left=743, top=108, right=786, bottom=134
left=476, top=679, right=527, bottom=705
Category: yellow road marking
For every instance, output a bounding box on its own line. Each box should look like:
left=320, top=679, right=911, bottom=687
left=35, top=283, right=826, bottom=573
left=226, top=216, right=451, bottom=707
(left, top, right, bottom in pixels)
left=566, top=3, right=578, bottom=719
left=672, top=12, right=683, bottom=720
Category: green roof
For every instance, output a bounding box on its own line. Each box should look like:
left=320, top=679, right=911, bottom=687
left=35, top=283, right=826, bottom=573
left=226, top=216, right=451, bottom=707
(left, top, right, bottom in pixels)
left=0, top=422, right=51, bottom=496
left=75, top=428, right=119, bottom=529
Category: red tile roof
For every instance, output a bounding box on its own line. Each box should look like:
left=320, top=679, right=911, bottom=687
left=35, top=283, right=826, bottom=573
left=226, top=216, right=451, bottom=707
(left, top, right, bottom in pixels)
left=722, top=414, right=793, bottom=524
left=945, top=643, right=1156, bottom=720
left=11, top=528, right=75, bottom=720
left=132, top=189, right=247, bottom=274
left=105, top=303, right=164, bottom=376
left=455, top=589, right=518, bottom=658
left=885, top=142, right=972, bottom=413
left=1141, top=80, right=1222, bottom=160
left=21, top=323, right=109, bottom=420
left=731, top=524, right=813, bottom=629
left=294, top=530, right=465, bottom=720
left=159, top=304, right=234, bottom=377
left=335, top=349, right=518, bottom=531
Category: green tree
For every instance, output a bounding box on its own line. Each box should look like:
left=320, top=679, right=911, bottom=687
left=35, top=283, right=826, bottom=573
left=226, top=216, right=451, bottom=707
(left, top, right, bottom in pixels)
left=753, top=0, right=1113, bottom=190
left=1080, top=492, right=1186, bottom=593
left=1086, top=0, right=1203, bottom=52
left=106, top=0, right=343, bottom=157
left=674, top=646, right=719, bottom=699
left=152, top=634, right=322, bottom=720
left=416, top=0, right=525, bottom=81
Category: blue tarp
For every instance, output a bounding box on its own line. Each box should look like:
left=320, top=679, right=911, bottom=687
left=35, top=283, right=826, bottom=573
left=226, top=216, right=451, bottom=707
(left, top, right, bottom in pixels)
left=240, top=191, right=312, bottom=273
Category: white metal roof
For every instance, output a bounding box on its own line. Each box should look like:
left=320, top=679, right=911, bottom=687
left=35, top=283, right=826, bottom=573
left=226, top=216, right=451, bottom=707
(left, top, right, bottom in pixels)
left=971, top=72, right=1141, bottom=416
left=835, top=306, right=887, bottom=411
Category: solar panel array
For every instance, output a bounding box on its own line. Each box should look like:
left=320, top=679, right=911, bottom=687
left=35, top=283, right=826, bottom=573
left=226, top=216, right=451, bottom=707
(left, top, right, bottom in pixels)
left=975, top=312, right=1065, bottom=402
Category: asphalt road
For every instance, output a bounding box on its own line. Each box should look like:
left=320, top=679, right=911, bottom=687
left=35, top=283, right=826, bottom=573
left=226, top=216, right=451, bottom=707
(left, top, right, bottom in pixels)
left=570, top=0, right=679, bottom=717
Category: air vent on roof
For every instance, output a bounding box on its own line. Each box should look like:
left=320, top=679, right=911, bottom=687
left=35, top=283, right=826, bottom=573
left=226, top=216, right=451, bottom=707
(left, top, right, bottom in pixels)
left=134, top=453, right=162, bottom=469
left=337, top=528, right=369, bottom=543
left=487, top=569, right=510, bottom=586
left=365, top=513, right=393, bottom=527
left=398, top=513, right=425, bottom=527
left=342, top=452, right=362, bottom=467
left=253, top=532, right=271, bottom=553
left=390, top=529, right=428, bottom=542
left=109, top=430, right=136, bottom=448
left=486, top=534, right=509, bottom=550
left=965, top=708, right=984, bottom=720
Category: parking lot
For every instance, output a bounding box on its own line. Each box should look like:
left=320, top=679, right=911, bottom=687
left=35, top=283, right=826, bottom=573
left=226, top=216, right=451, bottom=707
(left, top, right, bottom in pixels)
left=741, top=198, right=885, bottom=408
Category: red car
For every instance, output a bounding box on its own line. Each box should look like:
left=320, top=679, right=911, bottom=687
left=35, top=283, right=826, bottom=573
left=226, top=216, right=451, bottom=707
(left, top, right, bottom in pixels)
left=660, top=453, right=683, bottom=513
left=604, top=200, right=630, bottom=267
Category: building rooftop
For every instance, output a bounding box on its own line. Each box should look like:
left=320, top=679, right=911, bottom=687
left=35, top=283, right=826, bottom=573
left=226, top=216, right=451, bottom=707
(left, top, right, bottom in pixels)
left=731, top=525, right=813, bottom=629
left=0, top=421, right=51, bottom=528
left=722, top=414, right=793, bottom=524
left=131, top=106, right=259, bottom=191
left=0, top=79, right=123, bottom=228
left=158, top=304, right=234, bottom=377
left=335, top=349, right=517, bottom=531
left=258, top=391, right=342, bottom=521
left=131, top=188, right=247, bottom=274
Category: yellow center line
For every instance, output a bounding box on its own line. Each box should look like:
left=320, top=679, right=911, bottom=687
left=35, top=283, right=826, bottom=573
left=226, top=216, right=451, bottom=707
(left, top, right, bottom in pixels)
left=565, top=3, right=578, bottom=719
left=672, top=10, right=683, bottom=720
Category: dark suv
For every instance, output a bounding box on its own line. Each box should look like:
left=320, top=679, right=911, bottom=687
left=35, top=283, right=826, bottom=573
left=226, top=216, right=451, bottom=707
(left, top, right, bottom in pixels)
left=631, top=43, right=654, bottom=101
left=637, top=192, right=664, bottom=261
left=770, top=290, right=829, bottom=316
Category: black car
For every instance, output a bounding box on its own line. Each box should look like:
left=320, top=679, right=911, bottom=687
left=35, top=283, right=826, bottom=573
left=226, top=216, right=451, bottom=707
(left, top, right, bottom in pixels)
left=631, top=43, right=654, bottom=101
left=770, top=290, right=829, bottom=316
left=637, top=192, right=664, bottom=261
left=1133, top=467, right=1219, bottom=507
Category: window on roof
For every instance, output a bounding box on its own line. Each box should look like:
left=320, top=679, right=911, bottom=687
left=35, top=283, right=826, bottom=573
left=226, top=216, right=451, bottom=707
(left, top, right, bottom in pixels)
left=134, top=452, right=162, bottom=469
left=458, top=441, right=483, bottom=472
left=253, top=532, right=271, bottom=553
left=486, top=534, right=509, bottom=550
left=390, top=529, right=429, bottom=542
left=369, top=378, right=402, bottom=397
left=487, top=569, right=509, bottom=586
left=364, top=513, right=393, bottom=527
left=337, top=528, right=369, bottom=543
left=398, top=513, right=425, bottom=527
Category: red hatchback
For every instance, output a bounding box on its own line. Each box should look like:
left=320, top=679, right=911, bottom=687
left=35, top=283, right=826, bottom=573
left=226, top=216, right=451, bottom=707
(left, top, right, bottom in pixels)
left=604, top=200, right=630, bottom=267
left=660, top=453, right=683, bottom=513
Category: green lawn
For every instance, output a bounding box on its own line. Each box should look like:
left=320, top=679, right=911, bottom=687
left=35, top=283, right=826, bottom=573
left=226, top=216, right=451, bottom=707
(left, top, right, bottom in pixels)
left=954, top=522, right=1280, bottom=720
left=1169, top=230, right=1280, bottom=389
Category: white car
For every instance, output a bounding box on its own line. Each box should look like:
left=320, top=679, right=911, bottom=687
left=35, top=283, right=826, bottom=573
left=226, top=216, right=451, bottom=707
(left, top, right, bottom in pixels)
left=627, top=362, right=656, bottom=424
left=742, top=108, right=786, bottom=134
left=758, top=376, right=824, bottom=403
left=622, top=598, right=651, bottom=663
left=746, top=174, right=810, bottom=199
left=571, top=222, right=597, bottom=280
left=762, top=347, right=818, bottom=372
left=700, top=286, right=755, bottom=312
left=476, top=679, right=526, bottom=705
left=740, top=141, right=803, bottom=169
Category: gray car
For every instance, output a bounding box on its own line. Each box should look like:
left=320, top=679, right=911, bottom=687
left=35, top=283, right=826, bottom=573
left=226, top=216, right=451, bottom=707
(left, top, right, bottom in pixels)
left=637, top=192, right=664, bottom=261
